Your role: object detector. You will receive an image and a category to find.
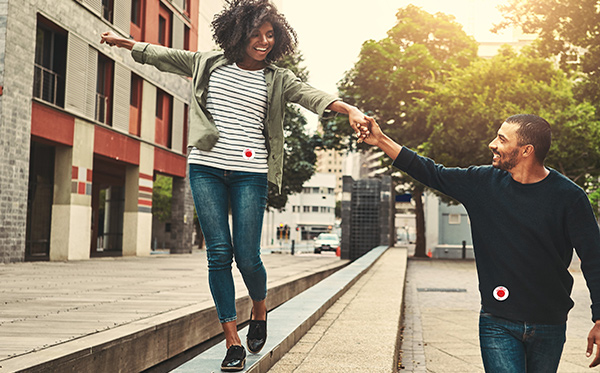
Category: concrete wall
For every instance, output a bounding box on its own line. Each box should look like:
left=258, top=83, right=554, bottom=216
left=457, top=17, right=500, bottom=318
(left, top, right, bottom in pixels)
left=0, top=0, right=35, bottom=263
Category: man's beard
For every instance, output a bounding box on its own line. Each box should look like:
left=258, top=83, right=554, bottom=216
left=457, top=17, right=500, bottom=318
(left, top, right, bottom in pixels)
left=493, top=148, right=519, bottom=171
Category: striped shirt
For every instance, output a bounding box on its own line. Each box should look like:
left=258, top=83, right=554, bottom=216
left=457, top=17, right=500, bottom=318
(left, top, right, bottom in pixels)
left=188, top=63, right=268, bottom=173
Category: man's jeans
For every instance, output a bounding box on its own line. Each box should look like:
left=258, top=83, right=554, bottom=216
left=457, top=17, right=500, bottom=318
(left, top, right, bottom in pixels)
left=189, top=164, right=268, bottom=323
left=479, top=310, right=566, bottom=372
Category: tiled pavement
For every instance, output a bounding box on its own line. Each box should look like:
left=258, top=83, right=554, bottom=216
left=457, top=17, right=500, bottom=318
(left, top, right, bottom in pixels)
left=400, top=257, right=597, bottom=372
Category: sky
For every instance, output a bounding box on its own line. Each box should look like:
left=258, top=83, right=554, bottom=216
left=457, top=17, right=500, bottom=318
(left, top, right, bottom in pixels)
left=280, top=0, right=515, bottom=131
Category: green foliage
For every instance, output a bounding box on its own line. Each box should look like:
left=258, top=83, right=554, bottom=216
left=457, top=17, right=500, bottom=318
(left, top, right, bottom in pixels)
left=335, top=5, right=478, bottom=142
left=589, top=184, right=600, bottom=218
left=494, top=0, right=600, bottom=113
left=321, top=5, right=480, bottom=163
left=416, top=45, right=600, bottom=191
left=267, top=103, right=318, bottom=209
left=267, top=53, right=318, bottom=210
left=152, top=174, right=172, bottom=222
left=327, top=5, right=480, bottom=256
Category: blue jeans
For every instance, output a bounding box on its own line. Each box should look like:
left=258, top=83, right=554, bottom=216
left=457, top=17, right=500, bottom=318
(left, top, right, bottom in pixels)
left=189, top=164, right=268, bottom=323
left=479, top=310, right=566, bottom=372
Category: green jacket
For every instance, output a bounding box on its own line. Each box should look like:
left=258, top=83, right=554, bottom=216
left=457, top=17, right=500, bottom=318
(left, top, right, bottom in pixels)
left=131, top=43, right=339, bottom=190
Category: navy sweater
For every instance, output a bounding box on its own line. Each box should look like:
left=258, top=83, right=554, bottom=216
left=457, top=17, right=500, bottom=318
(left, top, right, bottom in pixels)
left=393, top=147, right=600, bottom=324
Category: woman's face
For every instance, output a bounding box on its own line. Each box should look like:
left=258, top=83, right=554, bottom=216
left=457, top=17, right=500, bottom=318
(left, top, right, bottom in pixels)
left=242, top=22, right=275, bottom=68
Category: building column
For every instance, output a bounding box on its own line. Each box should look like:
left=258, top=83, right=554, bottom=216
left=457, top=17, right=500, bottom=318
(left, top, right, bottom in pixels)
left=50, top=119, right=94, bottom=261
left=123, top=143, right=153, bottom=256
left=0, top=0, right=35, bottom=263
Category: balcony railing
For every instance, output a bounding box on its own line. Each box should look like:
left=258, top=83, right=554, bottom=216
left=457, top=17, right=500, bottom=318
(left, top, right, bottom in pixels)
left=33, top=64, right=60, bottom=105
left=95, top=93, right=109, bottom=124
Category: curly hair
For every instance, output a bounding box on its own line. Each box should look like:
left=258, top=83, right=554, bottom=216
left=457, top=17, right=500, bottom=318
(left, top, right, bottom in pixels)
left=211, top=0, right=297, bottom=64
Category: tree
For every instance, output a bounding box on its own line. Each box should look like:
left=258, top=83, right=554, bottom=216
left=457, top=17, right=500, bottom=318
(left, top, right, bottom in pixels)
left=326, top=5, right=479, bottom=257
left=267, top=53, right=320, bottom=209
left=416, top=45, right=600, bottom=208
left=494, top=0, right=600, bottom=113
left=152, top=174, right=172, bottom=222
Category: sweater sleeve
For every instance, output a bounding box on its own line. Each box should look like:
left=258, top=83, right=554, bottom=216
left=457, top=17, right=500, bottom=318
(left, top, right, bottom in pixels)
left=392, top=147, right=478, bottom=203
left=131, top=42, right=196, bottom=78
left=567, top=193, right=600, bottom=321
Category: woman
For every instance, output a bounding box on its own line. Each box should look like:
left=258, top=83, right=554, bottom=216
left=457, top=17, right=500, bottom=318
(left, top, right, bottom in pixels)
left=101, top=0, right=368, bottom=370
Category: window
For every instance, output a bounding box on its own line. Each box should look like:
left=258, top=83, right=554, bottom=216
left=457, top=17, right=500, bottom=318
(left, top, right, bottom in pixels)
left=158, top=4, right=172, bottom=47
left=96, top=54, right=114, bottom=125
left=312, top=206, right=319, bottom=213
left=129, top=73, right=142, bottom=136
left=320, top=207, right=327, bottom=213
left=155, top=88, right=172, bottom=148
left=131, top=0, right=141, bottom=26
left=448, top=214, right=461, bottom=225
left=33, top=15, right=67, bottom=107
left=158, top=16, right=166, bottom=45
left=312, top=187, right=319, bottom=194
left=182, top=103, right=188, bottom=154
left=303, top=206, right=310, bottom=213
left=102, top=0, right=114, bottom=23
left=184, top=25, right=190, bottom=50
left=302, top=187, right=310, bottom=194
left=130, top=0, right=144, bottom=40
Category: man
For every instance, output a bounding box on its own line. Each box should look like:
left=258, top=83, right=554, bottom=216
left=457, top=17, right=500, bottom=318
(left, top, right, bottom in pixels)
left=361, top=114, right=600, bottom=371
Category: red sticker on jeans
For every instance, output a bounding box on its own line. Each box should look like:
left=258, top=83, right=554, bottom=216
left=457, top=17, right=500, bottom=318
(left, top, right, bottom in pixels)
left=242, top=148, right=255, bottom=160
left=493, top=286, right=509, bottom=301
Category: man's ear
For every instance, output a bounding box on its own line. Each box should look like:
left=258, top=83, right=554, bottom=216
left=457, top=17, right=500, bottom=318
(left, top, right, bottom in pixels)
left=522, top=144, right=535, bottom=158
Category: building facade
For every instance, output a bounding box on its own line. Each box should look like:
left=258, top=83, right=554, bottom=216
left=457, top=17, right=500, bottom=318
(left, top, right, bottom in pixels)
left=315, top=148, right=345, bottom=198
left=0, top=0, right=201, bottom=263
left=262, top=173, right=336, bottom=246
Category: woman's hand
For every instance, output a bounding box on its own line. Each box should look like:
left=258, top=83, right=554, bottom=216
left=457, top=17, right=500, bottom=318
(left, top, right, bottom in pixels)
left=326, top=101, right=370, bottom=143
left=347, top=106, right=370, bottom=143
left=100, top=31, right=135, bottom=50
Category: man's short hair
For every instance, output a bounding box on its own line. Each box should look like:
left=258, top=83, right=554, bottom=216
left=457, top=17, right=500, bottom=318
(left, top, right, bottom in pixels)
left=506, top=114, right=552, bottom=164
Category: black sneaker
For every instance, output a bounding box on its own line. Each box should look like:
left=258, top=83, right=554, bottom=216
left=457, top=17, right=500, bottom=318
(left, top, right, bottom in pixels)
left=221, top=345, right=246, bottom=372
left=246, top=313, right=267, bottom=354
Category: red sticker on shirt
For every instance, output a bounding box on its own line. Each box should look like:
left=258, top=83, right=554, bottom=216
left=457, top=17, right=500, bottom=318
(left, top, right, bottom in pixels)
left=242, top=148, right=255, bottom=160
left=493, top=286, right=509, bottom=301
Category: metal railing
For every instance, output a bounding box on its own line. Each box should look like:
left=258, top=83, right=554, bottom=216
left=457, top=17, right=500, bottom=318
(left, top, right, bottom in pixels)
left=33, top=64, right=59, bottom=105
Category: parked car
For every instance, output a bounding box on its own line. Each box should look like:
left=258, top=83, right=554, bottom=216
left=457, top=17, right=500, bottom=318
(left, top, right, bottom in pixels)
left=314, top=233, right=340, bottom=254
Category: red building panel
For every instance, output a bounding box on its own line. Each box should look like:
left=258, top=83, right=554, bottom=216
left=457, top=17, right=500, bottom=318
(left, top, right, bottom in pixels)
left=154, top=147, right=186, bottom=178
left=138, top=198, right=153, bottom=206
left=31, top=101, right=75, bottom=146
left=94, top=126, right=140, bottom=165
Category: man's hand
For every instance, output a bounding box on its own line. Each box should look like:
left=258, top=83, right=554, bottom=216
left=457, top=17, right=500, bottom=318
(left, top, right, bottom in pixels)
left=361, top=117, right=403, bottom=160
left=587, top=320, right=600, bottom=367
left=362, top=116, right=386, bottom=147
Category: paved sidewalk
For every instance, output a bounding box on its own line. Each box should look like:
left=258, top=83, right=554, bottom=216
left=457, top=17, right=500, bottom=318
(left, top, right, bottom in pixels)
left=401, top=258, right=597, bottom=372
left=269, top=246, right=407, bottom=373
left=0, top=250, right=346, bottom=372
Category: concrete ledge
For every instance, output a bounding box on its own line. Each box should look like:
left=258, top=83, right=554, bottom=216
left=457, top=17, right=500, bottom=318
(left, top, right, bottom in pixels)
left=1, top=261, right=346, bottom=373
left=173, top=246, right=389, bottom=372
